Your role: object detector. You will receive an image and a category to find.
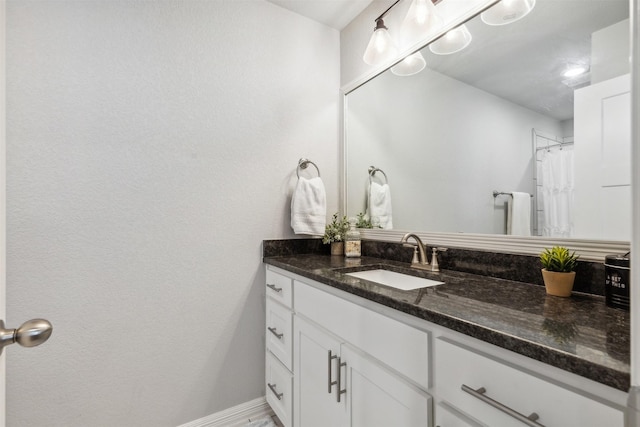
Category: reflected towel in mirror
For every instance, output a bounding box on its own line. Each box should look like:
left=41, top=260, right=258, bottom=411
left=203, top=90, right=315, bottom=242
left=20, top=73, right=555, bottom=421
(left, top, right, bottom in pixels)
left=368, top=182, right=393, bottom=229
left=507, top=191, right=531, bottom=236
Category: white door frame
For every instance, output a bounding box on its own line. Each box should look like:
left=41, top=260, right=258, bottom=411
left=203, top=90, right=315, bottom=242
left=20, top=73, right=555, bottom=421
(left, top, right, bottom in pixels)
left=628, top=0, right=640, bottom=425
left=1, top=0, right=7, bottom=425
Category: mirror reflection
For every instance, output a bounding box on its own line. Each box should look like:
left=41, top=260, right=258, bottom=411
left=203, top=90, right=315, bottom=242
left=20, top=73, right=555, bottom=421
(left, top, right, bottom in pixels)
left=346, top=0, right=630, bottom=241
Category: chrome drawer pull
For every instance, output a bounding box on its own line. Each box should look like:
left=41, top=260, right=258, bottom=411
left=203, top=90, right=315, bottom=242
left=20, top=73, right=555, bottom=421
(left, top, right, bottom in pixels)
left=337, top=357, right=347, bottom=403
left=267, top=327, right=284, bottom=339
left=461, top=385, right=545, bottom=427
left=266, top=284, right=282, bottom=292
left=328, top=350, right=338, bottom=393
left=268, top=383, right=283, bottom=400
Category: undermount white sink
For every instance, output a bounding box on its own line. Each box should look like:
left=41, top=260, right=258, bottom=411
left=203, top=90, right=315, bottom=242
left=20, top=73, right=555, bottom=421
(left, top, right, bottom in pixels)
left=345, top=269, right=444, bottom=291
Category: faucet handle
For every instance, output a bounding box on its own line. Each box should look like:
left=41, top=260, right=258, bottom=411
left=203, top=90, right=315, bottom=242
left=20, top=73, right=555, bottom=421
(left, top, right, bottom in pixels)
left=430, top=247, right=447, bottom=272
left=410, top=246, right=420, bottom=265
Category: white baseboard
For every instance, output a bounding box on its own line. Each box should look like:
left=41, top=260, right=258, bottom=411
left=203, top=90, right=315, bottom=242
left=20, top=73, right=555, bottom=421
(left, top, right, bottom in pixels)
left=177, top=396, right=273, bottom=427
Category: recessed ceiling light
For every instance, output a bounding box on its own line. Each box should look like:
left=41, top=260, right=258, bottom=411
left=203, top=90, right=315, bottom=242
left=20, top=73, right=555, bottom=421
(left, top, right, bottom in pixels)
left=563, top=66, right=588, bottom=78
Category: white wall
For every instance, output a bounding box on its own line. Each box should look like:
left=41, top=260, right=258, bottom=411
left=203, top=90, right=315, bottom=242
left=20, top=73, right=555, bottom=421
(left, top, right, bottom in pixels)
left=591, top=19, right=630, bottom=84
left=5, top=1, right=339, bottom=426
left=346, top=67, right=563, bottom=234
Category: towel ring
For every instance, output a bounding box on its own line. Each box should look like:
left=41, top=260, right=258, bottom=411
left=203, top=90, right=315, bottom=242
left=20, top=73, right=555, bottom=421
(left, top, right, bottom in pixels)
left=297, top=158, right=320, bottom=178
left=493, top=191, right=533, bottom=198
left=368, top=166, right=388, bottom=184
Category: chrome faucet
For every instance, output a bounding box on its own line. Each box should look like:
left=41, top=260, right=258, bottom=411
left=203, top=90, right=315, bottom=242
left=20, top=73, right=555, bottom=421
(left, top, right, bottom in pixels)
left=400, top=233, right=430, bottom=270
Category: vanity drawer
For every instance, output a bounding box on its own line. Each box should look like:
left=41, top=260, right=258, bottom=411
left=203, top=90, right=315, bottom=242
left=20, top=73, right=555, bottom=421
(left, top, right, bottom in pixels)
left=266, top=297, right=293, bottom=370
left=266, top=268, right=293, bottom=308
left=435, top=337, right=624, bottom=427
left=266, top=351, right=293, bottom=427
left=294, top=280, right=430, bottom=389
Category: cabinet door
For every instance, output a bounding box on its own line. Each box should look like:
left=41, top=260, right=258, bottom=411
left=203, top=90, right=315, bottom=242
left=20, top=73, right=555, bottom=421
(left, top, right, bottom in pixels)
left=341, top=345, right=432, bottom=427
left=434, top=401, right=484, bottom=427
left=294, top=316, right=348, bottom=427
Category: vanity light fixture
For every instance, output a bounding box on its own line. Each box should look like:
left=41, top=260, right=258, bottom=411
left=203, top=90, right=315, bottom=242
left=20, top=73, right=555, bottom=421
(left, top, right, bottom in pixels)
left=428, top=24, right=472, bottom=55
left=362, top=0, right=403, bottom=66
left=481, top=0, right=536, bottom=26
left=391, top=52, right=427, bottom=76
left=363, top=18, right=398, bottom=65
left=400, top=0, right=443, bottom=45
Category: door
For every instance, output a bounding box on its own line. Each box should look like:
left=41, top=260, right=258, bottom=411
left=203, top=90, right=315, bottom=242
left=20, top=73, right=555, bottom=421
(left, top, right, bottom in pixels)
left=1, top=2, right=7, bottom=423
left=0, top=7, right=53, bottom=426
left=341, top=345, right=432, bottom=427
left=294, top=316, right=348, bottom=427
left=573, top=73, right=631, bottom=239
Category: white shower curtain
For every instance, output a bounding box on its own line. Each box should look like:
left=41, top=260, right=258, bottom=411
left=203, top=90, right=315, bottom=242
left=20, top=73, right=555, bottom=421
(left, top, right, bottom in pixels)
left=540, top=149, right=574, bottom=237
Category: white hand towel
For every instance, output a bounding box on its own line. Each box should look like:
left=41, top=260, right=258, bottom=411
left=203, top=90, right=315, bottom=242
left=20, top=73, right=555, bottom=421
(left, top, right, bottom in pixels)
left=507, top=192, right=531, bottom=236
left=291, top=176, right=326, bottom=236
left=368, top=182, right=393, bottom=229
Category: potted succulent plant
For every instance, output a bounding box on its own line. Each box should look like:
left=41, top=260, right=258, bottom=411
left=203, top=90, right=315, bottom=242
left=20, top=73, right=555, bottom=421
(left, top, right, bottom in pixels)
left=540, top=246, right=579, bottom=297
left=323, top=213, right=349, bottom=255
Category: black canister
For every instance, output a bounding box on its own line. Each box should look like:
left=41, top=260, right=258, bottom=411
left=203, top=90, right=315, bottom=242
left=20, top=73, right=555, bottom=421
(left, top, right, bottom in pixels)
left=604, top=253, right=630, bottom=311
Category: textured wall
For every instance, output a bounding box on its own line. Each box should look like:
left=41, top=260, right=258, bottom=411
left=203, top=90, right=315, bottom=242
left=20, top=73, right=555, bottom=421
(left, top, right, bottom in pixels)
left=5, top=1, right=339, bottom=426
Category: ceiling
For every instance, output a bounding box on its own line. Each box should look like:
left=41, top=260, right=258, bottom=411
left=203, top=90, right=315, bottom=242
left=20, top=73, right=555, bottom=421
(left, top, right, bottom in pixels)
left=266, top=0, right=629, bottom=122
left=417, top=0, right=629, bottom=121
left=266, top=0, right=374, bottom=30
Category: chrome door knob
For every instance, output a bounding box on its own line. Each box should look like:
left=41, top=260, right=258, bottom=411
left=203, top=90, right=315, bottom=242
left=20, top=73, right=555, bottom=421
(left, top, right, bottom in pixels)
left=0, top=319, right=53, bottom=355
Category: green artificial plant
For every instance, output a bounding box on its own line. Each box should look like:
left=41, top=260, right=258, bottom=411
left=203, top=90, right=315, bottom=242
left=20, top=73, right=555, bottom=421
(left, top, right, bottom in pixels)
left=540, top=246, right=579, bottom=273
left=322, top=213, right=349, bottom=244
left=355, top=212, right=377, bottom=229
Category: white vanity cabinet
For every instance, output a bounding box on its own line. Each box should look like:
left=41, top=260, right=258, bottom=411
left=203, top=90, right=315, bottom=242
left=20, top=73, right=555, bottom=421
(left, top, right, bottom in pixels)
left=265, top=268, right=295, bottom=426
left=264, top=264, right=627, bottom=427
left=266, top=265, right=432, bottom=427
left=293, top=294, right=432, bottom=427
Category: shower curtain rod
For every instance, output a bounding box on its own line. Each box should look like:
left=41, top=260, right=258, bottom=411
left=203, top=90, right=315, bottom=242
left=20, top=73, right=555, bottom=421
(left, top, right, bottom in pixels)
left=535, top=140, right=574, bottom=152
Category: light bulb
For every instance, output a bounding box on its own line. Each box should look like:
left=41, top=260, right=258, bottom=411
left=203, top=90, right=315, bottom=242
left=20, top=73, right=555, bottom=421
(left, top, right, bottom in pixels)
left=401, top=0, right=443, bottom=47
left=391, top=52, right=427, bottom=76
left=481, top=0, right=536, bottom=26
left=363, top=19, right=398, bottom=66
left=428, top=25, right=472, bottom=55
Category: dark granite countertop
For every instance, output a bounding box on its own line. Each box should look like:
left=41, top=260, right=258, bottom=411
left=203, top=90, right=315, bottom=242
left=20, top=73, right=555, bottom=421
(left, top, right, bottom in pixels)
left=263, top=254, right=630, bottom=392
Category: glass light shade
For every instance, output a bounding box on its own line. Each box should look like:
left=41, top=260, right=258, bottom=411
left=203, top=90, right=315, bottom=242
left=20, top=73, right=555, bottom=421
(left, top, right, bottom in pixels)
left=400, top=0, right=443, bottom=46
left=363, top=19, right=398, bottom=66
left=428, top=25, right=472, bottom=55
left=481, top=0, right=536, bottom=26
left=391, top=52, right=427, bottom=76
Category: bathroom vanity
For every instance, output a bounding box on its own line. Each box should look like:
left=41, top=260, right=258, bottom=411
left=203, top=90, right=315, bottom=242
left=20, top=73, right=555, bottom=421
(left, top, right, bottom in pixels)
left=263, top=251, right=629, bottom=427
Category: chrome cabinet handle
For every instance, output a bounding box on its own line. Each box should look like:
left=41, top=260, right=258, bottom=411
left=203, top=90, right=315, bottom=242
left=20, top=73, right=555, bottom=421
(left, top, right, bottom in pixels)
left=268, top=383, right=283, bottom=400
left=0, top=319, right=53, bottom=356
left=336, top=357, right=347, bottom=403
left=461, top=384, right=545, bottom=427
left=267, top=327, right=284, bottom=339
left=328, top=350, right=338, bottom=393
left=266, top=284, right=282, bottom=293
